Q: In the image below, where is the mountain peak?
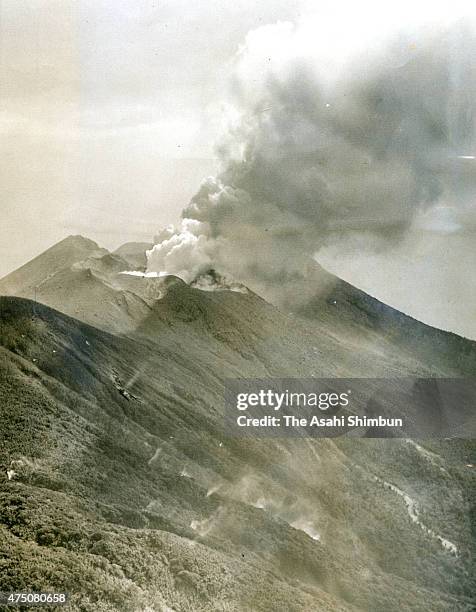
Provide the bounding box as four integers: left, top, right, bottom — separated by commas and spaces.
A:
0, 234, 106, 298
59, 234, 101, 250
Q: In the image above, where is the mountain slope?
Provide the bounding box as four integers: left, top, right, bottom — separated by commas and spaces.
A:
0, 293, 474, 611
0, 237, 155, 335
0, 235, 105, 296
298, 268, 476, 376
135, 276, 476, 379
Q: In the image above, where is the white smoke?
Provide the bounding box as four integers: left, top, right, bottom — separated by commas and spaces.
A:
147, 218, 216, 283
147, 8, 476, 305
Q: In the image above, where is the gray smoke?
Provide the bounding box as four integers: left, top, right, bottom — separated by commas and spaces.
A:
147, 16, 476, 306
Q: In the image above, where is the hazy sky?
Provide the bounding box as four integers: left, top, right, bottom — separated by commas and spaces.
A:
0, 0, 298, 274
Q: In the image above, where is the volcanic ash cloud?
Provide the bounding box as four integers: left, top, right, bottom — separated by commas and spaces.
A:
147, 15, 476, 306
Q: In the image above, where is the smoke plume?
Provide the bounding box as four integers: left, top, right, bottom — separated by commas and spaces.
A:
147, 13, 476, 306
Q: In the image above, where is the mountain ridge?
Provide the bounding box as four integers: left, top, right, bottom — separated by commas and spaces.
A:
1, 234, 474, 347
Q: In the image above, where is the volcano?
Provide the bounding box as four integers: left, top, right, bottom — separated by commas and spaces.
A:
0, 237, 474, 611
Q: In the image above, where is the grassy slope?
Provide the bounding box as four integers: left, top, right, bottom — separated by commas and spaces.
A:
0, 291, 475, 611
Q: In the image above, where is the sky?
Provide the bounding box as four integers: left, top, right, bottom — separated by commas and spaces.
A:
0, 0, 475, 338
0, 0, 297, 274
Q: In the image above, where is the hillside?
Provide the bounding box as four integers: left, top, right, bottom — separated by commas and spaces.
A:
0, 286, 475, 611
0, 236, 105, 296
0, 237, 155, 335
298, 268, 476, 377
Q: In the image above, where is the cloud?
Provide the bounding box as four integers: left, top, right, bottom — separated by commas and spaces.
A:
147, 13, 476, 307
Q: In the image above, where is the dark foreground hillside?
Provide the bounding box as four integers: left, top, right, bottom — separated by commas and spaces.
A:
0, 288, 475, 611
